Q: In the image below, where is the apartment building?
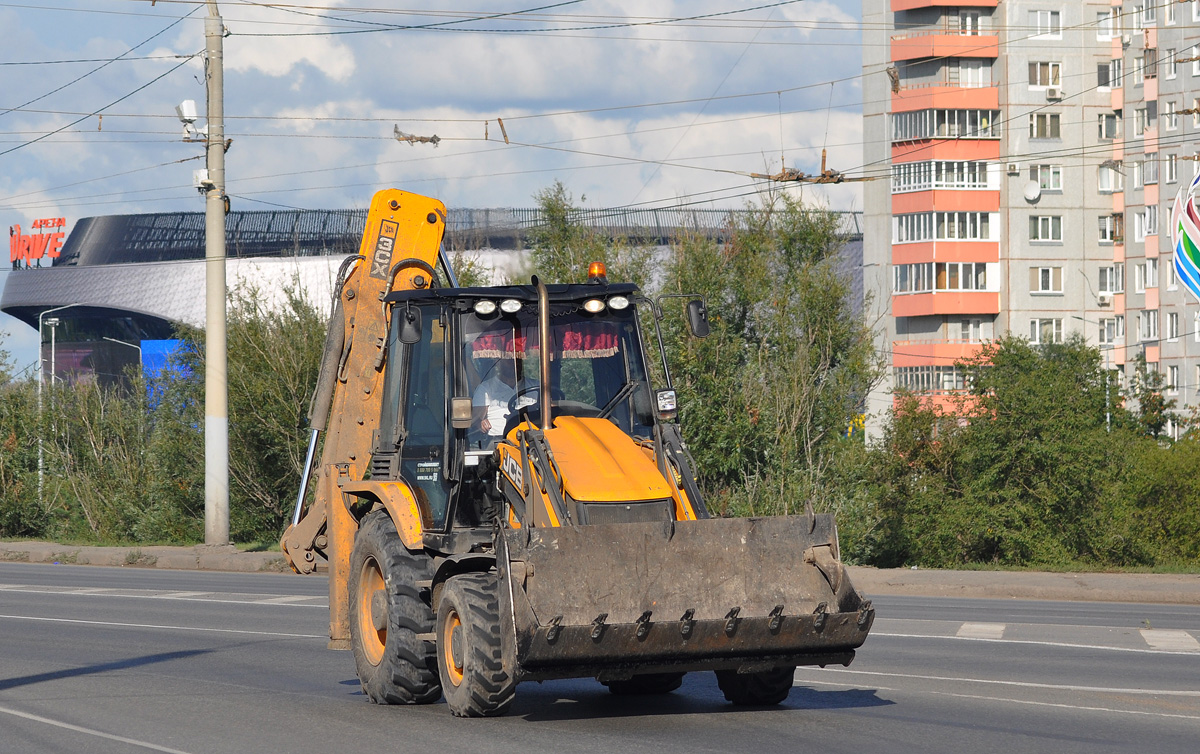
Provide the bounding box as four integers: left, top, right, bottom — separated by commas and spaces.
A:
862, 0, 1200, 434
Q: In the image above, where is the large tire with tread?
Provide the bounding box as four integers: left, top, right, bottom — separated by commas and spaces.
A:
602, 672, 685, 695
715, 666, 795, 706
436, 572, 516, 717
348, 510, 441, 705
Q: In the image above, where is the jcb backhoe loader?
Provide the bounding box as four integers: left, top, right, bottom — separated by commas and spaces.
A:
282, 188, 873, 717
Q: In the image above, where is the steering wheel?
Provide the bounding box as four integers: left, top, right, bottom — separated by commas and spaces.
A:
508, 385, 542, 414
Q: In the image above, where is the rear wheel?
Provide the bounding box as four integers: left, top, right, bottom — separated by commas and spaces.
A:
436, 572, 516, 717
602, 672, 685, 695
715, 666, 795, 706
348, 511, 441, 705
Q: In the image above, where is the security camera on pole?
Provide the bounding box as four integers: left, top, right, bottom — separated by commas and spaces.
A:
203, 1, 229, 546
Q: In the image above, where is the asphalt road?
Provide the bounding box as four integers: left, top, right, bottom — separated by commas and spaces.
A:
1, 563, 1198, 754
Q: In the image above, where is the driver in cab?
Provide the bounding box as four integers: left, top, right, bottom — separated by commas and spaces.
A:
471, 357, 536, 445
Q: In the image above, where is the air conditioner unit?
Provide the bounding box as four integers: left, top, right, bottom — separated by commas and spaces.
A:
1006, 163, 1021, 176
1098, 292, 1113, 306
1045, 87, 1063, 101
1121, 34, 1131, 46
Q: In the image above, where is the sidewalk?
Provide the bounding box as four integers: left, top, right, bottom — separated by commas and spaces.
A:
2, 540, 1197, 604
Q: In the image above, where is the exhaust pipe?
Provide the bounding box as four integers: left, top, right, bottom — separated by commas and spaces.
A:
535, 276, 552, 429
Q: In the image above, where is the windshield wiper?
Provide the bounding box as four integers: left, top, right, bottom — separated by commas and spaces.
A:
598, 380, 637, 419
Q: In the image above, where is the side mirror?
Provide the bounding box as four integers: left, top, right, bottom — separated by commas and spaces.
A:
450, 397, 473, 429
656, 389, 678, 422
687, 299, 710, 338
398, 305, 423, 344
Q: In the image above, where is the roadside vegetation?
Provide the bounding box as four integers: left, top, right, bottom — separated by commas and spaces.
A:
1, 184, 1197, 571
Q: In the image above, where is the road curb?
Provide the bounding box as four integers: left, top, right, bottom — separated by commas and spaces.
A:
0, 541, 289, 573
848, 566, 1200, 605
2, 542, 1197, 604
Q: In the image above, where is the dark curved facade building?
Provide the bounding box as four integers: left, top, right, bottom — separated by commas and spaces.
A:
3, 207, 862, 386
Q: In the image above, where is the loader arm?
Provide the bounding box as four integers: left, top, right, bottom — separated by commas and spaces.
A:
281, 189, 447, 648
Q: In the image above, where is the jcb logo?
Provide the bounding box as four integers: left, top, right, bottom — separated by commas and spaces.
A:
369, 220, 399, 280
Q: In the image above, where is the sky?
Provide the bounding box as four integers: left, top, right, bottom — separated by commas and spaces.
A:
1, 0, 866, 375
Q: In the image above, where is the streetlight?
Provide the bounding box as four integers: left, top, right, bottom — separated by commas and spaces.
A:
37, 303, 82, 505
102, 336, 143, 368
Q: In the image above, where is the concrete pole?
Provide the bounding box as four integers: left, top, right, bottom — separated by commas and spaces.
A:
204, 1, 229, 545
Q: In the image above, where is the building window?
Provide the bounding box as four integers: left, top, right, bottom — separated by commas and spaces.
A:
1139, 310, 1159, 342
1136, 49, 1157, 80
1104, 215, 1125, 244
1097, 10, 1116, 40
891, 160, 989, 193
1030, 319, 1063, 345
1168, 366, 1179, 394
1142, 3, 1157, 24
1167, 256, 1178, 289
1030, 216, 1063, 242
894, 365, 967, 393
1098, 112, 1120, 140
959, 9, 982, 35
1098, 165, 1123, 193
893, 212, 995, 243
1134, 105, 1157, 135
1029, 62, 1062, 88
1099, 264, 1124, 293
892, 109, 1001, 142
1134, 206, 1159, 241
1029, 10, 1061, 39
1030, 113, 1061, 139
1030, 266, 1063, 293
960, 319, 983, 342
1030, 164, 1062, 191
1167, 1, 1176, 24
1168, 312, 1180, 340
1135, 258, 1159, 291
1167, 154, 1178, 184
1166, 49, 1177, 79
1142, 156, 1159, 185
893, 262, 989, 293
1099, 317, 1124, 345
1195, 99, 1200, 128
1193, 46, 1200, 77
1164, 102, 1178, 131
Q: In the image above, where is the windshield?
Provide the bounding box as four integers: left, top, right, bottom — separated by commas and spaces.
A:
460, 304, 655, 447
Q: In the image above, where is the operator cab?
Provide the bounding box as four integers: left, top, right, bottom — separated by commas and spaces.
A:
376, 277, 669, 541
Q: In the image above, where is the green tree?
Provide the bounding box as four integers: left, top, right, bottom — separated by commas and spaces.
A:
1128, 354, 1176, 439
659, 193, 883, 521
521, 180, 654, 288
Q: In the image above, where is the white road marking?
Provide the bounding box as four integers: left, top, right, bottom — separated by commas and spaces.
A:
0, 613, 325, 639
795, 667, 1200, 696
0, 584, 324, 607
66, 587, 112, 594
957, 622, 1005, 639
257, 595, 319, 604
925, 690, 1200, 721
873, 631, 1200, 656
1140, 629, 1200, 652
0, 703, 196, 754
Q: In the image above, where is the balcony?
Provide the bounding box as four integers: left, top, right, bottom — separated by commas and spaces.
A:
891, 0, 997, 10
892, 339, 985, 367
892, 83, 998, 113
892, 291, 1000, 317
891, 31, 999, 62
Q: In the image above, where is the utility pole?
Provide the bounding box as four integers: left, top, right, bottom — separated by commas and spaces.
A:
204, 0, 229, 545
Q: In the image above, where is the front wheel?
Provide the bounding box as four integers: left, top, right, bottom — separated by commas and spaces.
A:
436, 572, 516, 717
714, 666, 795, 706
348, 511, 441, 705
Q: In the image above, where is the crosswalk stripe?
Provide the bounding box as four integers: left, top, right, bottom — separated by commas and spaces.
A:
957, 622, 1006, 639
1140, 629, 1200, 652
